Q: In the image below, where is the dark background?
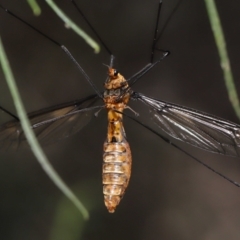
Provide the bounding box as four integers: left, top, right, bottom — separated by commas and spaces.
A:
1, 0, 240, 239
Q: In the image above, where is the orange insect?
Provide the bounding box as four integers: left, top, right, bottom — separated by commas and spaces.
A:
103, 68, 132, 212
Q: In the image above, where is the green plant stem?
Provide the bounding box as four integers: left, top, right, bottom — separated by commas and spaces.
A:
27, 0, 41, 16
204, 0, 240, 119
0, 36, 89, 220
45, 0, 100, 53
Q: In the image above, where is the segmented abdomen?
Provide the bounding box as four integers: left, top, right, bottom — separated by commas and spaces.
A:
103, 139, 132, 213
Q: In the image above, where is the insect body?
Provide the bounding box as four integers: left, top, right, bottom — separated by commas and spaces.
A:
103, 68, 132, 212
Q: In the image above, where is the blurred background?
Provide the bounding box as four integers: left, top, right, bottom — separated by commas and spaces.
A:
0, 0, 240, 239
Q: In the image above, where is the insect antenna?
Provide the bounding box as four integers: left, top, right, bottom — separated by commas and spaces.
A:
118, 109, 240, 188
0, 3, 102, 99
109, 55, 115, 68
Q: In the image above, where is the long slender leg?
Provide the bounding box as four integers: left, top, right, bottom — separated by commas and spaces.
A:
0, 4, 102, 98
151, 0, 163, 63
71, 0, 113, 56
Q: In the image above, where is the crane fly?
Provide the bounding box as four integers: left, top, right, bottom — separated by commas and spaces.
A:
1, 1, 240, 213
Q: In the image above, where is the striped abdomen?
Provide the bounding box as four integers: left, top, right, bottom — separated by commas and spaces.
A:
103, 123, 132, 213
103, 67, 132, 212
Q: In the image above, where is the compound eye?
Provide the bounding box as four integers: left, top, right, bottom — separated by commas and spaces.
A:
113, 69, 118, 76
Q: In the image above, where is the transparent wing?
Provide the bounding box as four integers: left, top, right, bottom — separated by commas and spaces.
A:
0, 94, 101, 149
137, 93, 240, 157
